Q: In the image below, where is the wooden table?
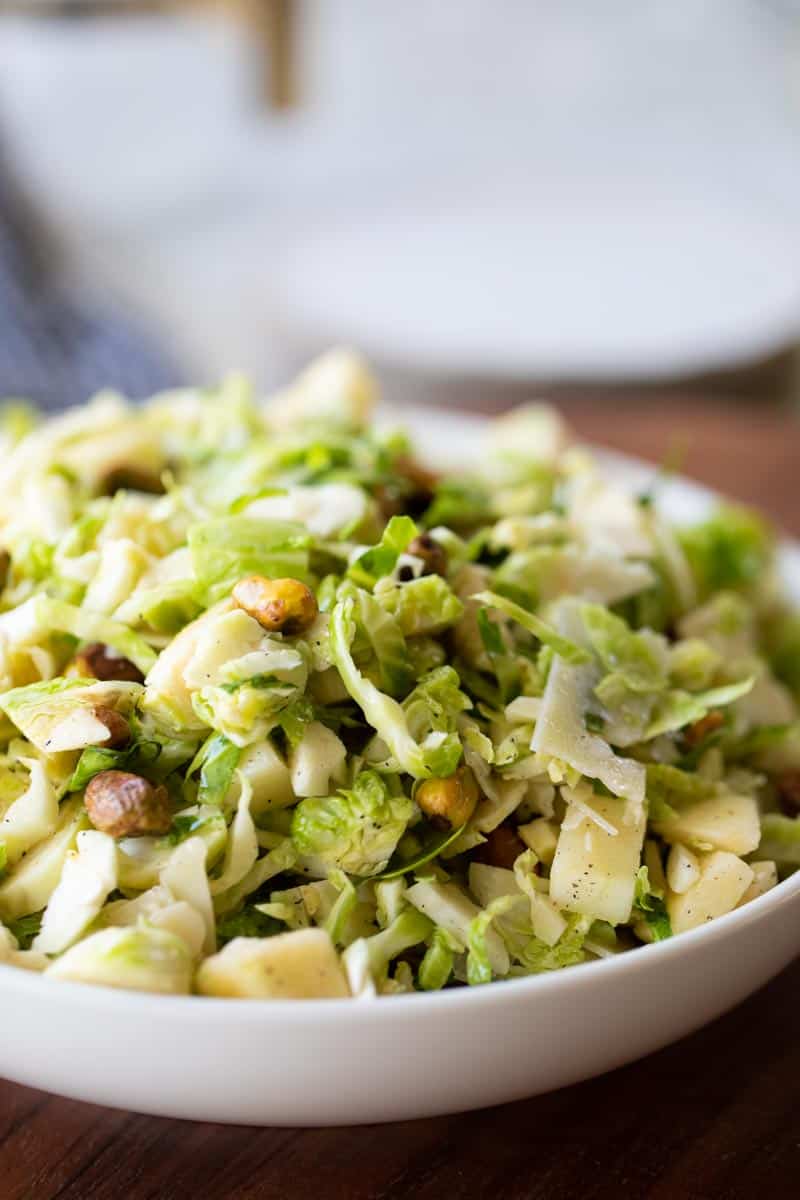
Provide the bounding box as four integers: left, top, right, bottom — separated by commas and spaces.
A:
2, 399, 799, 1200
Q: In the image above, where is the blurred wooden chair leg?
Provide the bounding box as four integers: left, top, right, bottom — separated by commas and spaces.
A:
237, 0, 297, 108
0, 2, 298, 110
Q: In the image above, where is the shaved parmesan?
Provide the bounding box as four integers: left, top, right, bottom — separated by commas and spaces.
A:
531, 650, 645, 812
550, 794, 646, 925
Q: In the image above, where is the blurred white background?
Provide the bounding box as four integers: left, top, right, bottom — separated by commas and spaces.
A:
2, 0, 800, 391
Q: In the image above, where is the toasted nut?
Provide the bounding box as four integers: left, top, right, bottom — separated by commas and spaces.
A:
481, 824, 526, 870
416, 766, 479, 829
71, 643, 145, 684
374, 457, 440, 521
232, 575, 318, 635
407, 533, 448, 577
395, 455, 440, 495
99, 465, 164, 496
93, 706, 131, 749
776, 770, 800, 813
85, 770, 172, 838
683, 710, 725, 748
373, 483, 405, 520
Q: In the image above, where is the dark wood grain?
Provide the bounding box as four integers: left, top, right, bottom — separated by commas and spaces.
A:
564, 399, 800, 536
2, 400, 799, 1200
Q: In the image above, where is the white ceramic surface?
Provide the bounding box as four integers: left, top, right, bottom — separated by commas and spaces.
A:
0, 408, 798, 1125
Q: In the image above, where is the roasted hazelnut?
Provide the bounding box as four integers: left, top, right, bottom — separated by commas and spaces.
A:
71, 642, 145, 684
85, 770, 172, 838
232, 575, 318, 635
373, 483, 405, 520
374, 457, 440, 521
415, 766, 479, 829
395, 455, 440, 495
99, 465, 165, 496
93, 705, 131, 749
407, 533, 448, 577
481, 824, 526, 870
683, 710, 725, 748
776, 770, 800, 813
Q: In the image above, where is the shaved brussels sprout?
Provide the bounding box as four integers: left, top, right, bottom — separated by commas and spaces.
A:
46, 925, 193, 994
0, 758, 58, 866
292, 771, 414, 878
0, 677, 142, 755
34, 830, 117, 954
376, 575, 464, 637
0, 798, 88, 923
189, 516, 310, 605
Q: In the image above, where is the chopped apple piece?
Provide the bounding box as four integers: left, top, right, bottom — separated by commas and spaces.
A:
738, 860, 778, 906
666, 843, 701, 895
667, 850, 753, 934
653, 791, 760, 856
195, 928, 350, 999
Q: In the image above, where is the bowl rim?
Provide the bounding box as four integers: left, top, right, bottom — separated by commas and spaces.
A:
1, 864, 798, 1022
1, 429, 798, 1025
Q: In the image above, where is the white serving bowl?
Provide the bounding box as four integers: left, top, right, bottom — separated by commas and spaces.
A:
1, 409, 798, 1124
2, 870, 798, 1124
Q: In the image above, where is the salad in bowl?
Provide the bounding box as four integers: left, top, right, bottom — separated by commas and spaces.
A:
0, 350, 798, 1002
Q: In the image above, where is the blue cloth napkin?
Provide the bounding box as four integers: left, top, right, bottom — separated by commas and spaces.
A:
0, 162, 181, 411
